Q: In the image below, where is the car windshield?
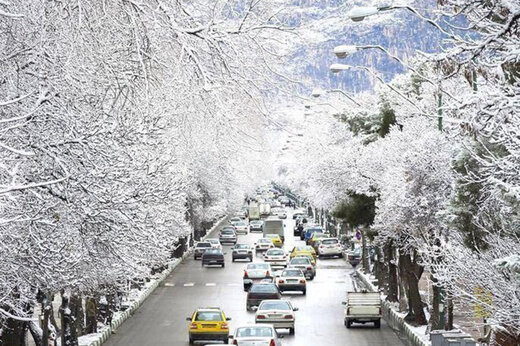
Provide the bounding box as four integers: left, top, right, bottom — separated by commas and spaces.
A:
258, 239, 271, 243
235, 244, 250, 249
251, 221, 262, 226
195, 311, 223, 321
267, 249, 284, 256
322, 239, 338, 245
247, 263, 269, 270
236, 222, 247, 226
250, 284, 278, 293
294, 246, 312, 251
259, 301, 291, 311
354, 247, 362, 255
236, 327, 273, 338
197, 243, 211, 248
221, 230, 234, 234
282, 269, 302, 277
223, 226, 235, 231
204, 249, 221, 254
291, 258, 310, 264
207, 239, 219, 244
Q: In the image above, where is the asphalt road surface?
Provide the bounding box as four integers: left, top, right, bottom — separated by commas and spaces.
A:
104, 208, 405, 346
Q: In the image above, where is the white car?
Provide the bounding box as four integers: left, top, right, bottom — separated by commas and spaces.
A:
255, 238, 275, 252
317, 237, 343, 258
243, 262, 273, 291
275, 268, 306, 295
230, 216, 242, 225
234, 221, 249, 235
206, 238, 222, 250
229, 324, 283, 346
255, 300, 298, 334
263, 248, 288, 268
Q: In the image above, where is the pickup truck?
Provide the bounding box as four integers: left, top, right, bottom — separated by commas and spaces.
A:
342, 291, 382, 328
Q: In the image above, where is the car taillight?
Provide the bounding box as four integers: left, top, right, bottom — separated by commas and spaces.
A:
284, 314, 293, 319
278, 279, 285, 283
299, 279, 306, 284
257, 315, 266, 319
221, 322, 228, 329
347, 308, 351, 315
379, 307, 382, 315
319, 245, 324, 248
189, 323, 197, 329
270, 340, 276, 346
266, 271, 270, 277
233, 339, 238, 345
306, 266, 312, 270
243, 271, 248, 279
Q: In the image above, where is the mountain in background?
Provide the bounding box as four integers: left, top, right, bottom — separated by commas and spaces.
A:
281, 0, 444, 92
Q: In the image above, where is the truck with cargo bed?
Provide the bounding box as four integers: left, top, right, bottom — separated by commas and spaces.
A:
342, 291, 382, 328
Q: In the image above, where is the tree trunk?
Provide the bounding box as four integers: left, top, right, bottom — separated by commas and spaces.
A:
69, 294, 84, 337
430, 274, 444, 330
28, 320, 43, 346
0, 313, 27, 346
60, 291, 79, 346
398, 250, 408, 312
42, 298, 51, 346
399, 250, 427, 325
361, 228, 369, 273
385, 241, 398, 302
445, 292, 454, 330
375, 246, 385, 289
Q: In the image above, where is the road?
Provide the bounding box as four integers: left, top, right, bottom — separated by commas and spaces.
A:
104, 208, 405, 346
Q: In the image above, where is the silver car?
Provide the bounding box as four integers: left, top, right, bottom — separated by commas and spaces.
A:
234, 221, 249, 235
287, 257, 315, 280
255, 300, 298, 334
219, 228, 237, 245
229, 324, 283, 346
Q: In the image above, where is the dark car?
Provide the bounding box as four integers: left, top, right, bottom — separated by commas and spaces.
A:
219, 228, 237, 245
194, 242, 212, 260
202, 248, 225, 267
347, 247, 362, 267
246, 283, 281, 311
293, 223, 304, 237
232, 244, 253, 262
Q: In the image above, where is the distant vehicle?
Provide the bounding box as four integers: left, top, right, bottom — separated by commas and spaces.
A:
290, 245, 317, 262
246, 283, 281, 311
278, 196, 290, 206
255, 300, 298, 334
342, 291, 382, 328
303, 226, 324, 243
219, 228, 237, 245
243, 262, 273, 291
263, 248, 288, 268
259, 203, 271, 217
292, 210, 306, 220
232, 244, 253, 262
230, 216, 242, 225
229, 325, 282, 346
276, 268, 306, 295
347, 247, 362, 267
287, 257, 315, 280
201, 248, 225, 267
187, 307, 230, 344
263, 218, 285, 242
309, 232, 329, 249
255, 238, 275, 252
249, 205, 260, 220
206, 238, 222, 250
318, 238, 343, 258
194, 242, 212, 260
249, 220, 264, 232
234, 221, 249, 235
264, 234, 283, 248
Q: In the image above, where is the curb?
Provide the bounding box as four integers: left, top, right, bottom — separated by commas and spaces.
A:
82, 216, 228, 346
356, 269, 430, 346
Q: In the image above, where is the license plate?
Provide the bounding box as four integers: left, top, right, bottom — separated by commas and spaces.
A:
287, 279, 298, 283
269, 314, 282, 318
202, 324, 216, 328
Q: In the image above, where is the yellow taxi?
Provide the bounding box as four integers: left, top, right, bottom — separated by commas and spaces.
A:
187, 307, 230, 344
290, 245, 317, 262
309, 232, 329, 249
265, 234, 283, 247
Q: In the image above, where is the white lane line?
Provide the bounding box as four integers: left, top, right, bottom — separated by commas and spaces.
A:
205, 283, 216, 286
164, 283, 175, 287
184, 283, 195, 287
227, 283, 240, 286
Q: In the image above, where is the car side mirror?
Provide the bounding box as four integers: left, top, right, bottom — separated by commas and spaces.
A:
228, 335, 234, 339
186, 317, 191, 321
226, 317, 232, 321
341, 301, 346, 305
293, 307, 299, 311
252, 306, 258, 311
279, 334, 284, 339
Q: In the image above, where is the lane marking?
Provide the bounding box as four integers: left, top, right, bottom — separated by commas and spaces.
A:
205, 283, 216, 286
184, 283, 195, 287
164, 283, 175, 287
226, 283, 240, 286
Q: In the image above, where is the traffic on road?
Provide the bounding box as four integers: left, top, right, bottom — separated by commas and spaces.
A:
104, 186, 404, 346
